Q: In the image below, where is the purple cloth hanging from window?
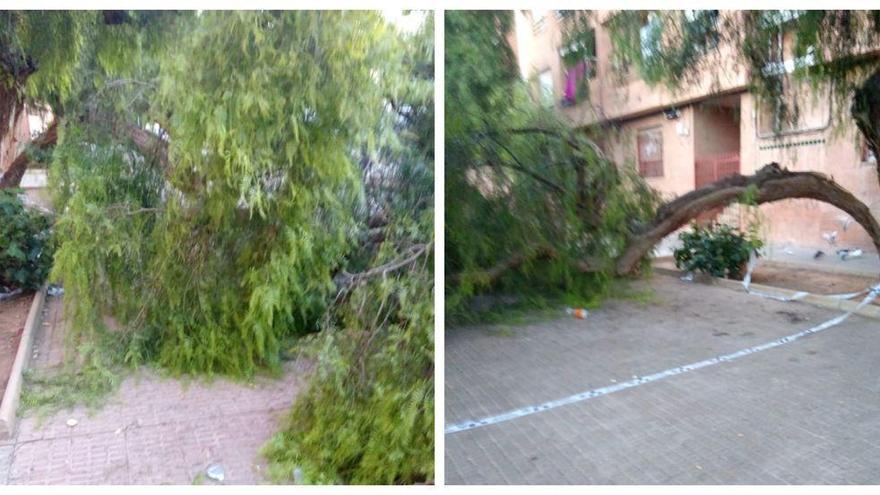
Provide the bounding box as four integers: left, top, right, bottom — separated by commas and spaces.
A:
564, 61, 587, 104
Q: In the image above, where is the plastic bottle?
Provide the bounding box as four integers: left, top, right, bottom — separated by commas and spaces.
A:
566, 308, 589, 319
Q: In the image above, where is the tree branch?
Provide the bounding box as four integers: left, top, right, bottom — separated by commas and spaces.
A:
0, 121, 58, 189
616, 162, 880, 275
335, 242, 432, 290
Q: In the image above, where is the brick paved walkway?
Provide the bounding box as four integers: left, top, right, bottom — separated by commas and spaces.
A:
446, 274, 880, 484
1, 296, 310, 484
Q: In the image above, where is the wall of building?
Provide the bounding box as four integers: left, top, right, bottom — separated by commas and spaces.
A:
512, 10, 880, 257
512, 11, 749, 128
606, 110, 696, 200
741, 92, 880, 254
693, 103, 740, 158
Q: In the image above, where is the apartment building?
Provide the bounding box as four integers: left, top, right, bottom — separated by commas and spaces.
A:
511, 10, 880, 256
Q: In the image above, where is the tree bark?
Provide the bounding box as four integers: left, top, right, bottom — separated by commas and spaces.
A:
0, 121, 57, 188
615, 162, 880, 275
449, 161, 880, 285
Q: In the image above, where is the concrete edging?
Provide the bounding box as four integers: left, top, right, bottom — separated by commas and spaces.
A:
0, 285, 47, 439
654, 267, 880, 320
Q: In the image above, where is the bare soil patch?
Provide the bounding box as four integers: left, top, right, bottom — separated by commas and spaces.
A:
655, 258, 879, 305
0, 293, 34, 397
750, 261, 879, 305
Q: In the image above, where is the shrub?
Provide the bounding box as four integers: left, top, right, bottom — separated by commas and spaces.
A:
674, 223, 762, 280
0, 189, 54, 292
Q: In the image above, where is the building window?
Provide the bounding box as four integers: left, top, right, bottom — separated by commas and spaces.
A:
637, 127, 663, 177
755, 79, 830, 136
559, 28, 597, 78
559, 27, 597, 106
862, 138, 877, 166
640, 13, 661, 62
537, 70, 554, 107
531, 10, 548, 33
684, 10, 720, 52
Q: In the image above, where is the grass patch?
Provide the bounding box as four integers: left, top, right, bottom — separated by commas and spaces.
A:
448, 274, 658, 328
609, 278, 657, 306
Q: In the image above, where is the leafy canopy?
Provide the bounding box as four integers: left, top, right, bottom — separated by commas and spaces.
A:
4, 10, 434, 484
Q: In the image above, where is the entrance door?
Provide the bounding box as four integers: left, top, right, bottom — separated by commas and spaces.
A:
694, 152, 740, 223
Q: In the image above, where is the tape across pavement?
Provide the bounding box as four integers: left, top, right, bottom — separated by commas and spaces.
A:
445, 274, 880, 435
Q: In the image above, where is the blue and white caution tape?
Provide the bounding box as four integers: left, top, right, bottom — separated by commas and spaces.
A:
445, 280, 880, 435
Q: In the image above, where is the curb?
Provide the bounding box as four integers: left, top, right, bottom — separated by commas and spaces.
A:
654, 267, 880, 321
766, 256, 879, 279
0, 285, 47, 439
654, 255, 879, 279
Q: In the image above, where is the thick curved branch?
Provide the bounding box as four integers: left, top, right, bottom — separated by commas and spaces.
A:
0, 121, 57, 189
1, 114, 169, 189
124, 123, 169, 169
616, 162, 880, 275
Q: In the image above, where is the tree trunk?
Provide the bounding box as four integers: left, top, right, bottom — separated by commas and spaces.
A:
0, 83, 27, 187
0, 121, 57, 189
615, 162, 880, 275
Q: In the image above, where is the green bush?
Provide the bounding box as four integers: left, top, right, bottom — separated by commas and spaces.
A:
674, 223, 762, 280
0, 189, 54, 292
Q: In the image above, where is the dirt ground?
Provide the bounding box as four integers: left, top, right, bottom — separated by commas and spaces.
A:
656, 258, 879, 305
0, 294, 33, 397
750, 262, 878, 297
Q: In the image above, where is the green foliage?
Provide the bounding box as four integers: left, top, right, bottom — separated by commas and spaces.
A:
47, 11, 409, 377
263, 13, 434, 484
445, 11, 660, 322
263, 249, 433, 484
10, 11, 433, 484
674, 223, 763, 280
20, 355, 122, 417
1, 11, 189, 112
0, 189, 54, 291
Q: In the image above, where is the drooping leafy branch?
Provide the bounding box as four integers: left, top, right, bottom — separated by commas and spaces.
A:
445, 11, 660, 320
3, 10, 433, 484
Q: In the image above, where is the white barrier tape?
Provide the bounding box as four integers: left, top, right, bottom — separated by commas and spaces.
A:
445, 282, 880, 435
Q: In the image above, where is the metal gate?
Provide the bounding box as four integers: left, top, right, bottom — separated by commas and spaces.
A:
694, 152, 740, 223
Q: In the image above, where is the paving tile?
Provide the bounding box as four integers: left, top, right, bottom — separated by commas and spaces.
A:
446, 275, 880, 484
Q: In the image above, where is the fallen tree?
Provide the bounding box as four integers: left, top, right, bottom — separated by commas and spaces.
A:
616, 163, 880, 275
446, 11, 880, 319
